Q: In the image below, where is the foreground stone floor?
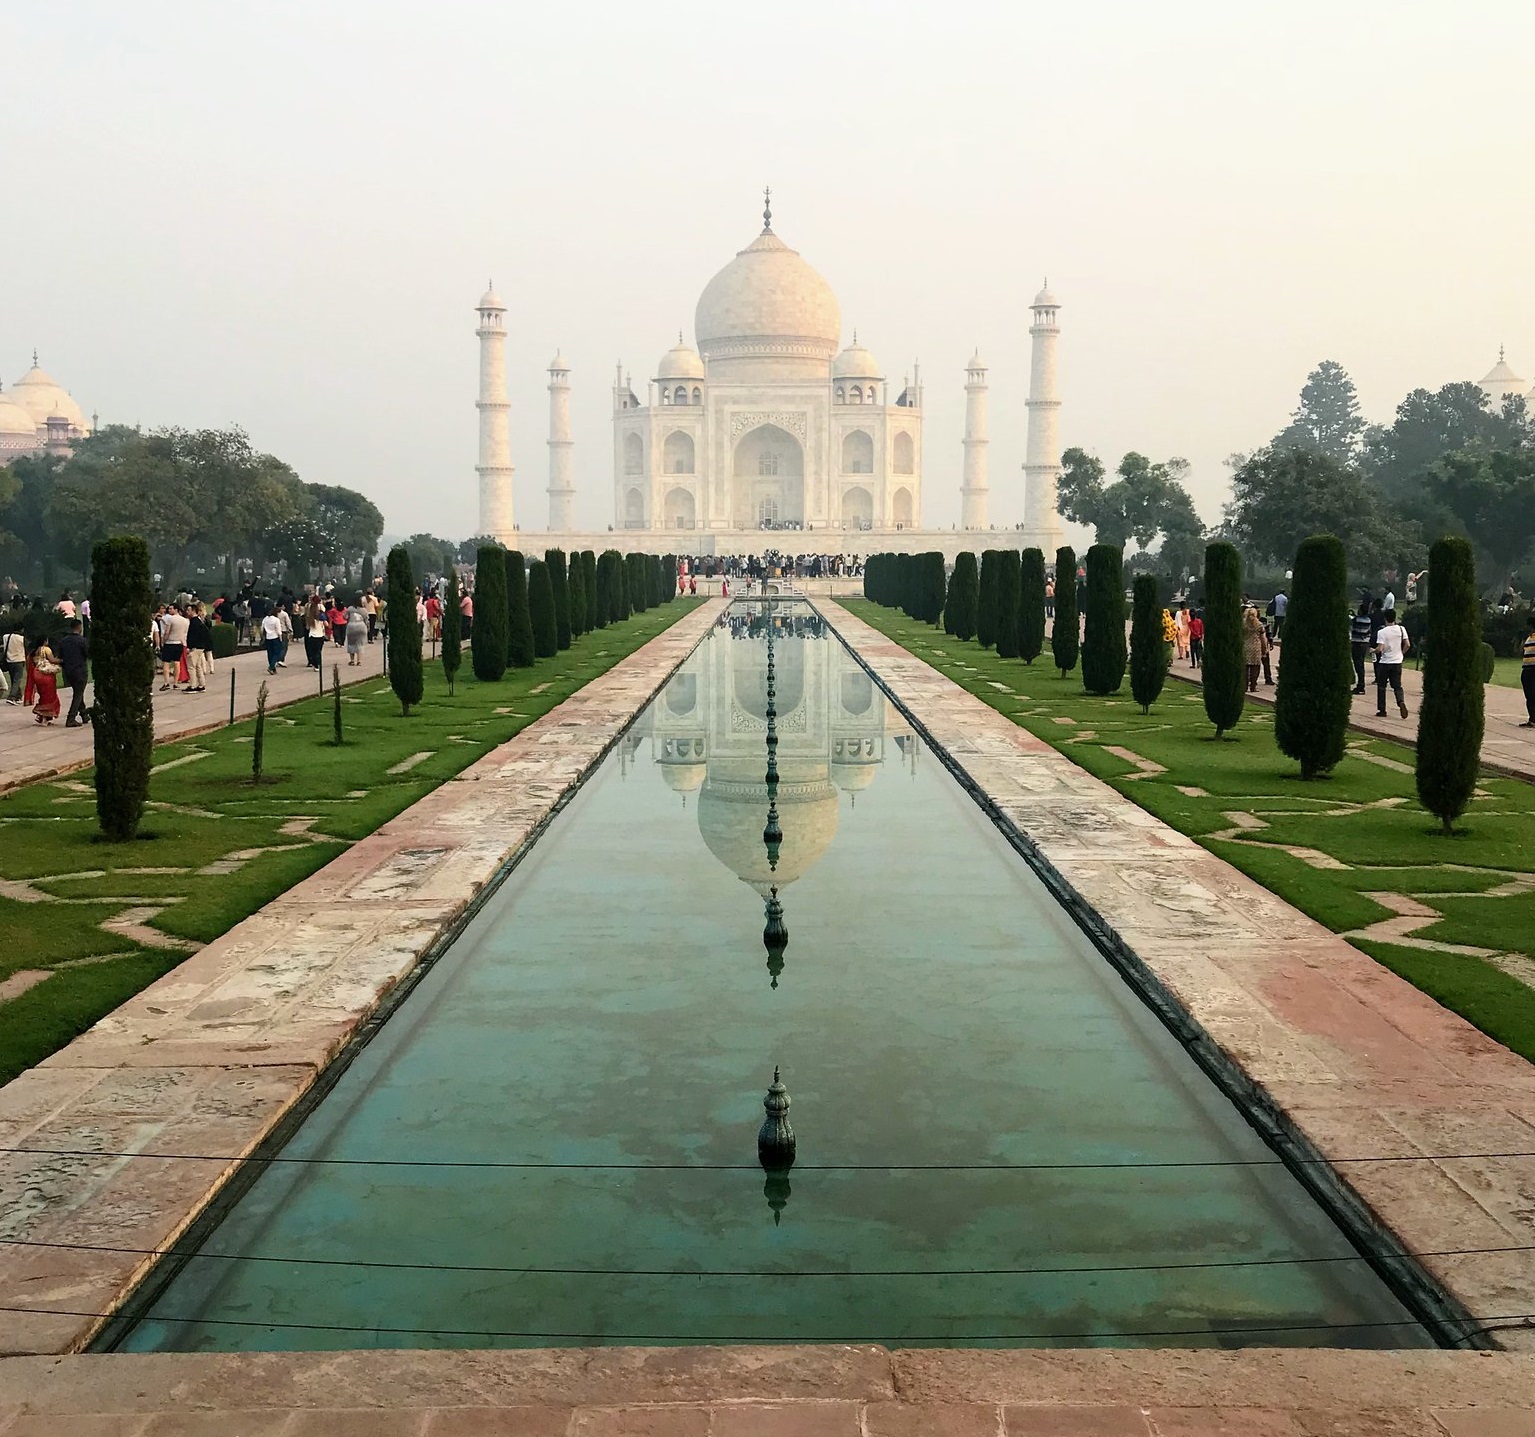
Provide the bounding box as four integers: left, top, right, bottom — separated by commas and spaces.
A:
0, 1346, 1532, 1433
817, 600, 1535, 1353
0, 601, 725, 1357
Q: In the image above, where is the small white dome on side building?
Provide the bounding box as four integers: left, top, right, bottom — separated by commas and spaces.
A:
832, 340, 882, 380
656, 338, 706, 381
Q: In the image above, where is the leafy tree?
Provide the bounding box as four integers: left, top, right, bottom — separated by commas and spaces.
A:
1274, 535, 1352, 777
386, 544, 424, 715
1427, 449, 1535, 594
1019, 548, 1046, 663
994, 550, 1022, 659
505, 550, 535, 667
441, 568, 462, 695
976, 550, 1000, 648
545, 549, 572, 648
1051, 545, 1079, 676
1273, 360, 1365, 462
1363, 382, 1528, 501
471, 545, 508, 681
1057, 449, 1200, 559
1081, 544, 1126, 694
1225, 447, 1411, 573
401, 534, 458, 587
947, 552, 979, 640
568, 547, 588, 635
89, 536, 155, 840
1202, 541, 1245, 738
1128, 574, 1168, 714
1416, 536, 1484, 834
528, 559, 558, 658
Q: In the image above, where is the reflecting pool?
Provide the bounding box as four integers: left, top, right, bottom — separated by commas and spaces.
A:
119, 602, 1431, 1351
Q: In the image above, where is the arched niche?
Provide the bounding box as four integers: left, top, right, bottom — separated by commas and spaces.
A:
893, 431, 915, 475
664, 430, 695, 474
841, 430, 873, 474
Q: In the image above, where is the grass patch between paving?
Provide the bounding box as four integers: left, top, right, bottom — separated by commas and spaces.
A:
0, 601, 704, 1086
843, 597, 1535, 1066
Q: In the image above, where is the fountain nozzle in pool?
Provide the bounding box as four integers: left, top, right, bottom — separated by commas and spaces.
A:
763, 886, 788, 987
758, 1065, 796, 1223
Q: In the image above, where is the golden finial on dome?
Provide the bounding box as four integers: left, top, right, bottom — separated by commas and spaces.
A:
762, 185, 772, 232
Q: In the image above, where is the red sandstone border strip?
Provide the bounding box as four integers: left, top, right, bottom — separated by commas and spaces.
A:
816, 599, 1535, 1354
0, 600, 725, 1357
0, 1344, 1532, 1430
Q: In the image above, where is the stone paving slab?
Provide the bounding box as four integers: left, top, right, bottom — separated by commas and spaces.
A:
0, 601, 725, 1357
0, 1348, 1533, 1433
817, 600, 1535, 1353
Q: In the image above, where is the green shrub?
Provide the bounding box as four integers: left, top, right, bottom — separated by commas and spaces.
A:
581, 551, 598, 628
1274, 534, 1351, 779
89, 536, 155, 841
471, 544, 508, 682
947, 552, 979, 640
1483, 606, 1532, 658
994, 550, 1022, 659
567, 548, 588, 636
210, 622, 237, 660
1129, 573, 1168, 714
441, 569, 462, 694
505, 550, 535, 668
1417, 536, 1485, 834
545, 549, 572, 649
1051, 546, 1078, 676
925, 551, 947, 625
1203, 541, 1245, 738
252, 680, 268, 781
1081, 543, 1126, 695
1019, 548, 1046, 664
1480, 641, 1496, 684
528, 559, 558, 658
626, 552, 648, 614
386, 544, 424, 715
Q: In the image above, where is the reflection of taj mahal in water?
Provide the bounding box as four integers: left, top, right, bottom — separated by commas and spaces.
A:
639, 611, 916, 898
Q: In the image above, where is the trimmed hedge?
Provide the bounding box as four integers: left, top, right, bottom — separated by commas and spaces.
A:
994, 550, 1022, 659
528, 559, 558, 658
386, 544, 424, 714
1051, 546, 1078, 676
505, 550, 536, 669
89, 536, 156, 841
1081, 543, 1126, 695
545, 548, 572, 650
1019, 548, 1046, 664
471, 544, 508, 682
1274, 534, 1351, 779
1128, 573, 1167, 714
1202, 541, 1245, 738
947, 552, 979, 640
977, 550, 1000, 649
1417, 535, 1485, 834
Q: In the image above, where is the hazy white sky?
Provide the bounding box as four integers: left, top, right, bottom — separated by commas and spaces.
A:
5, 1, 1533, 539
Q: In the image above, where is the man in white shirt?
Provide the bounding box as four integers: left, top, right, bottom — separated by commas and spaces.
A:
158, 605, 191, 692
1374, 608, 1411, 719
3, 628, 26, 703
260, 611, 285, 674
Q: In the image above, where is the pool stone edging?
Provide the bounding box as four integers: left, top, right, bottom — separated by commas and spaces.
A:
0, 599, 727, 1358
816, 597, 1535, 1353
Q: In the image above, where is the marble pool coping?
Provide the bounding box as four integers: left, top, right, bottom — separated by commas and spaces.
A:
815, 598, 1535, 1354
0, 599, 727, 1358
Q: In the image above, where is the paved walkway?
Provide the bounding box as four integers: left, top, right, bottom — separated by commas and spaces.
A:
0, 638, 392, 794
1162, 644, 1535, 780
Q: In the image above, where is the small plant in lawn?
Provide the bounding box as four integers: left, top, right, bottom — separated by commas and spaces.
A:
252, 680, 269, 782
1052, 545, 1078, 678
1128, 573, 1168, 714
1417, 535, 1485, 834
331, 665, 345, 745
1019, 548, 1046, 664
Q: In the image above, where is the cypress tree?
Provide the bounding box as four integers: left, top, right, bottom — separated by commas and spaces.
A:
1019, 548, 1046, 664
568, 548, 588, 636
925, 552, 947, 625
1081, 544, 1126, 695
1417, 535, 1484, 833
977, 550, 1000, 648
592, 551, 612, 627
651, 554, 665, 607
582, 551, 601, 628
947, 552, 979, 640
89, 535, 155, 841
995, 550, 1022, 659
626, 552, 648, 613
1274, 534, 1351, 778
441, 569, 462, 694
505, 550, 536, 667
610, 549, 631, 621
1051, 545, 1079, 677
1202, 541, 1246, 739
471, 544, 507, 682
386, 544, 424, 714
1129, 573, 1168, 714
545, 549, 572, 649
528, 559, 558, 658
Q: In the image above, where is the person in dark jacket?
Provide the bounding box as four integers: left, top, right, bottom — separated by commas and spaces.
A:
57, 619, 90, 727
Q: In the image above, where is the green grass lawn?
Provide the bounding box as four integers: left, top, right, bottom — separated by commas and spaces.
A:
843, 598, 1535, 1066
0, 600, 703, 1085
1491, 656, 1527, 689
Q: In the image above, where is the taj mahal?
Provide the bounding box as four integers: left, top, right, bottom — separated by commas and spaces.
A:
473, 195, 1066, 558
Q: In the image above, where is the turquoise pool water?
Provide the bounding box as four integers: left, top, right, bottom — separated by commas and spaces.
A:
119, 605, 1431, 1351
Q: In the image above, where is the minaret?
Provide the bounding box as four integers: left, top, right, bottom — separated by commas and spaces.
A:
1023, 283, 1063, 545
475, 284, 516, 541
547, 352, 574, 531
960, 350, 989, 530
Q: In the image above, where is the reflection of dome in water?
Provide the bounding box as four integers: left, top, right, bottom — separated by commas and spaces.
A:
697, 776, 839, 893
733, 640, 803, 720
657, 734, 706, 792
831, 761, 878, 792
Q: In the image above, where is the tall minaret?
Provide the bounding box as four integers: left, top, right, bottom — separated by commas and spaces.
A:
475, 284, 516, 541
1023, 283, 1063, 545
960, 350, 989, 530
547, 351, 574, 531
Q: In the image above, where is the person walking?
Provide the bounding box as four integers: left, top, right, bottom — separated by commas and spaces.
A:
1173, 604, 1190, 661
158, 603, 190, 692
260, 609, 284, 675
1520, 612, 1535, 728
365, 589, 380, 643
1373, 607, 1411, 718
184, 604, 211, 692
344, 594, 368, 665
28, 638, 61, 725
1242, 606, 1268, 693
1272, 587, 1288, 642
277, 600, 294, 666
58, 619, 89, 726
1188, 609, 1204, 668
4, 627, 26, 704
304, 595, 327, 669
1349, 601, 1373, 694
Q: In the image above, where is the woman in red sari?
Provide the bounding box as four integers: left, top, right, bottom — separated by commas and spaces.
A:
29, 640, 61, 725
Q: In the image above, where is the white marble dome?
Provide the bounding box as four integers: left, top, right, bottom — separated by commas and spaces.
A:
0, 390, 38, 442
9, 362, 89, 434
695, 228, 841, 365
656, 339, 705, 381
832, 341, 881, 380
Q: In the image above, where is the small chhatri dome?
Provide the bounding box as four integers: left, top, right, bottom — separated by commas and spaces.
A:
1032, 282, 1059, 308
548, 350, 570, 372
9, 359, 89, 434
968, 348, 987, 371
832, 337, 882, 380
1480, 347, 1524, 386
656, 335, 706, 381
477, 284, 505, 312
